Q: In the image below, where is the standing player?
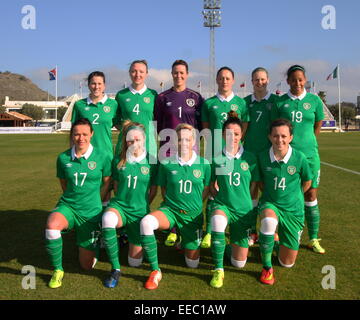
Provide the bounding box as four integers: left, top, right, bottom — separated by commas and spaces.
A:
45, 118, 112, 288
71, 71, 118, 160
257, 119, 312, 285
243, 67, 279, 246
139, 123, 211, 290
201, 66, 250, 248
209, 111, 259, 288
154, 59, 204, 246
114, 60, 158, 158
101, 121, 158, 288
271, 65, 325, 254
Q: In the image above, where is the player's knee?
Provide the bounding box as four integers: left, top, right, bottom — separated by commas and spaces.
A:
185, 256, 199, 268
278, 256, 295, 268
140, 214, 159, 235
102, 210, 119, 229
211, 214, 227, 233
260, 217, 278, 235
231, 257, 247, 268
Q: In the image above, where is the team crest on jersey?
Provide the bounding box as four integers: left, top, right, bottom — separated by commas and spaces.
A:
240, 162, 249, 171
303, 103, 311, 110
284, 104, 290, 108
143, 97, 151, 104
193, 169, 202, 178
186, 99, 195, 107
287, 166, 296, 175
103, 106, 111, 113
88, 161, 97, 170
141, 166, 150, 175
230, 104, 238, 111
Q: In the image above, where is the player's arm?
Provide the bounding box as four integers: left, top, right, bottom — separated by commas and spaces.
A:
250, 181, 257, 195
302, 180, 312, 193
113, 180, 118, 194
314, 120, 323, 136
100, 176, 112, 201
258, 181, 264, 192
209, 181, 218, 198
202, 186, 210, 201
59, 179, 67, 192
149, 185, 158, 204
241, 122, 249, 141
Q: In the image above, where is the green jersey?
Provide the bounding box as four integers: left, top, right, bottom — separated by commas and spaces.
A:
258, 146, 312, 212
211, 147, 260, 216
271, 91, 324, 157
115, 85, 158, 156
157, 153, 211, 216
56, 145, 112, 218
71, 95, 118, 156
243, 93, 279, 154
201, 93, 249, 156
111, 153, 157, 218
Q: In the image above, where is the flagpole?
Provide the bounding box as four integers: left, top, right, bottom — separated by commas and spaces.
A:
55, 65, 58, 128
337, 64, 341, 132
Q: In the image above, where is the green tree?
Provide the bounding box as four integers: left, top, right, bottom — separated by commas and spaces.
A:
57, 106, 68, 121
21, 104, 44, 123
328, 102, 356, 124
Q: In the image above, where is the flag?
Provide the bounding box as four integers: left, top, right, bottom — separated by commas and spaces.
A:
326, 66, 338, 80
48, 68, 56, 81
240, 82, 245, 88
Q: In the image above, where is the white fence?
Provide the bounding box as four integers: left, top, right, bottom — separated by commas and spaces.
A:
0, 127, 54, 134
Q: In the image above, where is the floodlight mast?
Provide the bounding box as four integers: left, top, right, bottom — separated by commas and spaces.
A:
202, 0, 221, 97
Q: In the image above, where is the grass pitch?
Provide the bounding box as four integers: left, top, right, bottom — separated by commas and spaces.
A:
0, 132, 359, 300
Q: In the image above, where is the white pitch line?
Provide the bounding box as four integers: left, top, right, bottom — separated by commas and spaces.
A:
321, 161, 360, 176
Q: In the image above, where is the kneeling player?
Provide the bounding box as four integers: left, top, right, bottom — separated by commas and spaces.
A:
257, 119, 312, 285
101, 121, 158, 288
140, 123, 211, 289
209, 111, 259, 288
45, 118, 112, 288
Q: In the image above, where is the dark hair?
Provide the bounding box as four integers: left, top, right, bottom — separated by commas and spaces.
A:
88, 71, 105, 85
70, 118, 93, 138
251, 67, 269, 79
216, 66, 235, 79
129, 60, 148, 73
222, 110, 243, 132
172, 59, 189, 73
269, 118, 293, 135
286, 65, 306, 79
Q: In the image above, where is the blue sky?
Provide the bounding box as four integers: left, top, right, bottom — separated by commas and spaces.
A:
1, 0, 359, 103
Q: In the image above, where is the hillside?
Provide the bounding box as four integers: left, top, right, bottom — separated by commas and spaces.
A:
0, 71, 54, 104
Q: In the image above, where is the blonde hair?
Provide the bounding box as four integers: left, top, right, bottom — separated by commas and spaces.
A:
175, 123, 196, 140
117, 120, 145, 169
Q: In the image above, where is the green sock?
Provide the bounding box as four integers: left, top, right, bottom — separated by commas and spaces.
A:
45, 237, 63, 271
305, 204, 320, 240
205, 200, 213, 234
141, 234, 159, 271
211, 231, 226, 269
102, 228, 120, 270
259, 232, 274, 269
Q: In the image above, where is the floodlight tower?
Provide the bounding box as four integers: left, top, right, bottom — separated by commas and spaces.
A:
202, 0, 221, 96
